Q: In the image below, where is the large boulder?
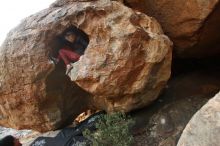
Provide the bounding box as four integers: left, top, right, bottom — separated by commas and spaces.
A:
125, 0, 220, 58
68, 1, 172, 112
177, 91, 220, 146
0, 0, 172, 132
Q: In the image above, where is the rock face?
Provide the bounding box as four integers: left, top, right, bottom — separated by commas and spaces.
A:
177, 92, 220, 146
125, 0, 220, 58
0, 0, 172, 131
68, 1, 172, 112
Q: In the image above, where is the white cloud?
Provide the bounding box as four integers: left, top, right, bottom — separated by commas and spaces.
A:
0, 0, 55, 45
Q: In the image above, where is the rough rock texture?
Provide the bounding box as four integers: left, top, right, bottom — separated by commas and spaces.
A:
125, 0, 220, 58
51, 0, 94, 7
0, 0, 172, 131
68, 1, 172, 112
132, 70, 220, 146
51, 0, 123, 7
177, 91, 220, 146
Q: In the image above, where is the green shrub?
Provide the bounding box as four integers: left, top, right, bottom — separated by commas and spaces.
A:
83, 112, 135, 146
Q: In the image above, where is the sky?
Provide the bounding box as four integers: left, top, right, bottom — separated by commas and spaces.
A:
0, 0, 55, 45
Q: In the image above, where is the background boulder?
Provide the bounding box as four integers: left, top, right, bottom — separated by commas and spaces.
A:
125, 0, 220, 58
177, 91, 220, 146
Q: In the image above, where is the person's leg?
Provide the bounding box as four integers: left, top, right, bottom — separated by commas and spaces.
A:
58, 48, 71, 66
59, 48, 80, 64
59, 48, 81, 75
68, 51, 80, 62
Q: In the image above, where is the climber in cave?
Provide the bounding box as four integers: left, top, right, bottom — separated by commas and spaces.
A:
49, 27, 89, 75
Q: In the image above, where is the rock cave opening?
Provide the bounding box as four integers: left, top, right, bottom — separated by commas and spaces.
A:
169, 52, 220, 102
171, 55, 220, 78
44, 26, 93, 130
49, 26, 89, 73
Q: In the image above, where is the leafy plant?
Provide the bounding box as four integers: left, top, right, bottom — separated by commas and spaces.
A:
83, 112, 135, 146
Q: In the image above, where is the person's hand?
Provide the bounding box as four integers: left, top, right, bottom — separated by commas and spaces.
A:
49, 55, 59, 64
